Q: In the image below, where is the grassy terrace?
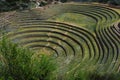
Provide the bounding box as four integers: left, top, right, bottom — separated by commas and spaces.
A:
0, 2, 120, 80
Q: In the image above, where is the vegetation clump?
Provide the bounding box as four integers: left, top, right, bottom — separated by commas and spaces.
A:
0, 38, 57, 80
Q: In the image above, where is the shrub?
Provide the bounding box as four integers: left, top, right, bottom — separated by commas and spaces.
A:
0, 37, 57, 80
0, 37, 33, 80
31, 54, 57, 80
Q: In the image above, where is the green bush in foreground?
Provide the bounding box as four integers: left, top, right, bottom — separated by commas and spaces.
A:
0, 37, 57, 80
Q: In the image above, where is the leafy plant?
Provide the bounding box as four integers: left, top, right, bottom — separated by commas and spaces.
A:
0, 37, 57, 80
31, 54, 57, 80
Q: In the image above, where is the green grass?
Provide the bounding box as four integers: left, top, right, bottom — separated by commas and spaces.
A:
48, 13, 96, 32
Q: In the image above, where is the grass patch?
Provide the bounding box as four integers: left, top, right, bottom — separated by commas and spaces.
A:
48, 13, 96, 32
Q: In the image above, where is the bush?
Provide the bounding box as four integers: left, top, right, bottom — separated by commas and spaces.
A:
0, 37, 57, 80
0, 38, 32, 80
31, 54, 57, 80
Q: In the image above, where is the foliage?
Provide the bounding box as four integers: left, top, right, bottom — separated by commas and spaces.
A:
0, 37, 32, 79
0, 0, 30, 12
0, 37, 57, 80
31, 54, 56, 80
